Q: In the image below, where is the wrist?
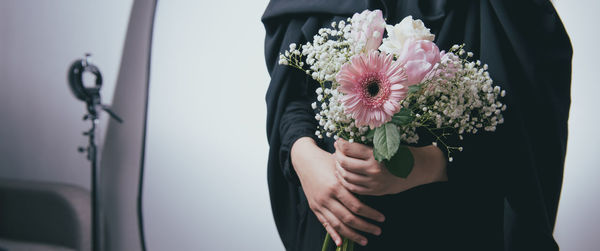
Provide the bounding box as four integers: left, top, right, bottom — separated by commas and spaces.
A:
409, 145, 448, 184
386, 145, 447, 194
291, 137, 319, 173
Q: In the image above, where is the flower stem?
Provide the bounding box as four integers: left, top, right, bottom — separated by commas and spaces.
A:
321, 233, 331, 251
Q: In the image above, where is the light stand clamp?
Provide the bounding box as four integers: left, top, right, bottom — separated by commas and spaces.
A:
68, 53, 122, 251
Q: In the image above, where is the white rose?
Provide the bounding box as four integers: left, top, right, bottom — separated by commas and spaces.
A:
379, 16, 435, 56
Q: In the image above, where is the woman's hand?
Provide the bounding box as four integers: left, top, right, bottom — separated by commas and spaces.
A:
291, 137, 385, 247
334, 139, 448, 196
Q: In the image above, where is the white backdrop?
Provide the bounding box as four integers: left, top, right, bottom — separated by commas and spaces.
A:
552, 1, 600, 250
142, 0, 282, 250
142, 1, 600, 250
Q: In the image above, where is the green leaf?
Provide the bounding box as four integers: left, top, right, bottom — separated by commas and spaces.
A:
391, 108, 413, 126
408, 84, 421, 94
382, 146, 414, 178
373, 123, 400, 161
373, 147, 386, 162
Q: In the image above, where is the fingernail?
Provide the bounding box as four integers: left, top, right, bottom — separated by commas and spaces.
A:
375, 228, 381, 236
378, 215, 385, 222
360, 239, 367, 246
335, 239, 341, 246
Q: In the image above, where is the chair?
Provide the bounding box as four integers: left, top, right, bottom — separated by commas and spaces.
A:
0, 179, 91, 251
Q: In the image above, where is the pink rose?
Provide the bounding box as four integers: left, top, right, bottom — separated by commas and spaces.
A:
350, 10, 385, 52
397, 39, 441, 85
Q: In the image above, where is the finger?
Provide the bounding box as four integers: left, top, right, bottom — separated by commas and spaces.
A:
334, 151, 370, 175
335, 169, 373, 195
335, 161, 370, 186
327, 199, 382, 236
336, 187, 385, 222
321, 207, 369, 246
315, 212, 343, 247
335, 139, 373, 160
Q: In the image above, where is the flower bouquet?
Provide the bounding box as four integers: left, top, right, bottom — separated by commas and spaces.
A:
279, 9, 506, 251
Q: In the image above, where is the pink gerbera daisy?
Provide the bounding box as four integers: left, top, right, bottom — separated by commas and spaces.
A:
336, 51, 408, 128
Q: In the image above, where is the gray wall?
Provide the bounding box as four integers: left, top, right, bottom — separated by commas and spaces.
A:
0, 0, 133, 189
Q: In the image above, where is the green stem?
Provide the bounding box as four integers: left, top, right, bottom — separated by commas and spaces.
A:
342, 238, 349, 251
348, 240, 355, 251
321, 233, 331, 251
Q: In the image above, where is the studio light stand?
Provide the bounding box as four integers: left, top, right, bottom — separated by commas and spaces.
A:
68, 53, 122, 251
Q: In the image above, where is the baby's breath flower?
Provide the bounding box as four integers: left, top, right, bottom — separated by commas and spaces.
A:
279, 13, 506, 163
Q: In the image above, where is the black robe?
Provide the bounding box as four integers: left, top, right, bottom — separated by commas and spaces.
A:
262, 1, 572, 250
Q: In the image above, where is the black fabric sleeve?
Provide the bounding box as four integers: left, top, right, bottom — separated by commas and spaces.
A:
278, 88, 318, 185
265, 15, 347, 185
264, 16, 320, 186
263, 16, 316, 249
263, 13, 347, 249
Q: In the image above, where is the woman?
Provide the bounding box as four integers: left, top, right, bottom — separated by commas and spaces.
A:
262, 1, 572, 250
